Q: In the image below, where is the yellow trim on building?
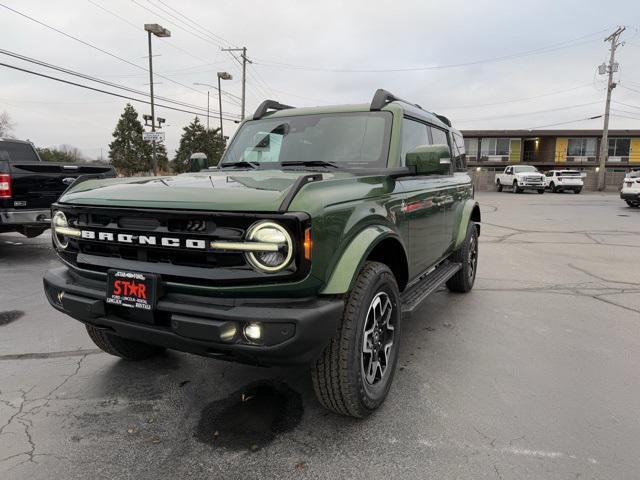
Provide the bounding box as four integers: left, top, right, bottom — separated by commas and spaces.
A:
509, 139, 521, 162
630, 139, 640, 164
555, 138, 568, 163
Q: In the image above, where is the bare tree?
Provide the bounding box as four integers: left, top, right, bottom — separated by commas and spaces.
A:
0, 111, 15, 138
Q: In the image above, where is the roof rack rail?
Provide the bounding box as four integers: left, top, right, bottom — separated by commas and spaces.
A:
253, 100, 295, 120
370, 89, 453, 127
434, 114, 452, 127
370, 89, 423, 111
371, 89, 427, 111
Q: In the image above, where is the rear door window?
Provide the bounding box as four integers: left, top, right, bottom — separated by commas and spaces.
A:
0, 141, 40, 162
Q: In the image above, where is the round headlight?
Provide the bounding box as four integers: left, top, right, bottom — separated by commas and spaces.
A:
245, 221, 293, 272
52, 211, 69, 250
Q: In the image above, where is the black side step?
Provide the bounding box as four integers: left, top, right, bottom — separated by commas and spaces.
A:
401, 261, 461, 316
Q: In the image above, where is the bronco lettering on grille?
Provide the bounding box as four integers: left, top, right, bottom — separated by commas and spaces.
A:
80, 230, 207, 249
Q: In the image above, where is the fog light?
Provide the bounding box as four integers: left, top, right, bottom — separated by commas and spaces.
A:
219, 323, 237, 342
244, 322, 262, 342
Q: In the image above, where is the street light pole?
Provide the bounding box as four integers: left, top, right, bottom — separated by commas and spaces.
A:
216, 72, 232, 144
217, 74, 223, 140
206, 90, 210, 130
144, 23, 170, 176
146, 30, 157, 176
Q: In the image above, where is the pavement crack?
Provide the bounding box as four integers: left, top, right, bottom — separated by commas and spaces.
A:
568, 263, 640, 286
0, 348, 102, 362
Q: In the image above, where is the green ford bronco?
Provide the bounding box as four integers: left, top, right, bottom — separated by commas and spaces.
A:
44, 89, 480, 418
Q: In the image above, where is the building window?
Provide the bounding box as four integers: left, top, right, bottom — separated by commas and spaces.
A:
567, 138, 596, 156
464, 138, 478, 157
481, 138, 510, 156
608, 138, 630, 157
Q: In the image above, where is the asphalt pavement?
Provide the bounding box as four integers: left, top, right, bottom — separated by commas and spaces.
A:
1, 191, 639, 479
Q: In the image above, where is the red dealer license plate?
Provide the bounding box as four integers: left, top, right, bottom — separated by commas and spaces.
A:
106, 270, 158, 311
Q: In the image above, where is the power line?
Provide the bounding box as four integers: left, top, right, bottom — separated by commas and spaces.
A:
455, 101, 602, 123
526, 115, 602, 130
154, 0, 239, 49
131, 0, 226, 49
0, 3, 222, 100
86, 0, 220, 68
435, 84, 594, 110
0, 48, 241, 116
611, 113, 640, 121
0, 61, 240, 121
613, 100, 640, 110
619, 83, 640, 95
252, 30, 608, 73
611, 108, 640, 118
139, 0, 289, 104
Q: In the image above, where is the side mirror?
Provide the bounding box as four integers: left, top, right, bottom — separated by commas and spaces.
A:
405, 144, 451, 175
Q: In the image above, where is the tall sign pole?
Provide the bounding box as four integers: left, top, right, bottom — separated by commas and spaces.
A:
597, 26, 625, 191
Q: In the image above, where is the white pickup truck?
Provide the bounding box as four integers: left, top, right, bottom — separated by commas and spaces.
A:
495, 165, 546, 194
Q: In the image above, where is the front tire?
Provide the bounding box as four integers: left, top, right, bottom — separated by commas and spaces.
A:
446, 221, 479, 293
496, 180, 503, 192
537, 189, 545, 194
574, 188, 582, 194
513, 181, 522, 193
311, 261, 401, 418
550, 182, 557, 193
86, 326, 166, 360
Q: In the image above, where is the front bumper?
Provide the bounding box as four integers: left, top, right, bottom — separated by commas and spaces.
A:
43, 266, 344, 366
518, 183, 545, 189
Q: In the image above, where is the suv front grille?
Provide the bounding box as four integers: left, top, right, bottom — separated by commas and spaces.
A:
56, 205, 310, 286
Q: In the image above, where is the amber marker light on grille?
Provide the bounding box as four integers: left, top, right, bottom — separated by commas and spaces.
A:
303, 227, 312, 260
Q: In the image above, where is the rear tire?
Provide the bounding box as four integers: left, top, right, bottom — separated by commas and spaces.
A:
86, 326, 166, 360
627, 200, 640, 208
446, 222, 479, 293
311, 261, 401, 418
496, 180, 503, 192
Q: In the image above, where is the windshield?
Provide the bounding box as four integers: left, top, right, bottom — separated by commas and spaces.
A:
221, 112, 392, 168
0, 141, 39, 162
514, 166, 538, 173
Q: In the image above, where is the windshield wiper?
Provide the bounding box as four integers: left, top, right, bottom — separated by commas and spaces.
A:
280, 160, 340, 169
220, 161, 259, 169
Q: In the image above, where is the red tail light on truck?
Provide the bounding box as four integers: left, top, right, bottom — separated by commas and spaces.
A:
0, 174, 12, 198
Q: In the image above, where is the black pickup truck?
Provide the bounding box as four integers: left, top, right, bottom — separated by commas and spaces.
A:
0, 138, 115, 238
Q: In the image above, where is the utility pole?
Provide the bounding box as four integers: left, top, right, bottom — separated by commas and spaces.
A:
221, 46, 252, 120
206, 90, 210, 129
597, 26, 625, 191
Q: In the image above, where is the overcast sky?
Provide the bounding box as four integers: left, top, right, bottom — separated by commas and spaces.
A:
0, 0, 639, 159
